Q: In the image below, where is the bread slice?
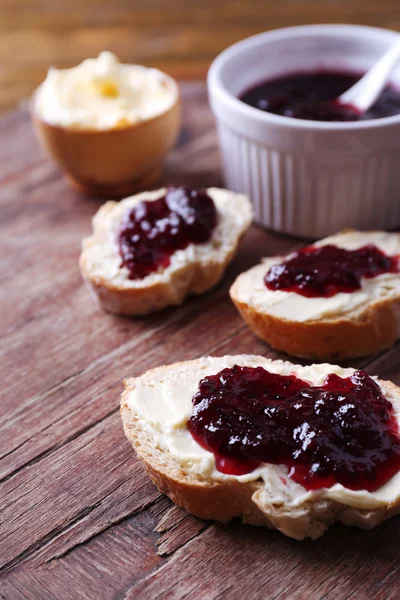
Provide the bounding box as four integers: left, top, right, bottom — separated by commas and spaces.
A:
121, 354, 400, 540
230, 230, 400, 361
80, 187, 252, 315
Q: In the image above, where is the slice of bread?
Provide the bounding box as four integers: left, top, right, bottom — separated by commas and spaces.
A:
120, 354, 400, 540
230, 230, 400, 360
80, 187, 252, 315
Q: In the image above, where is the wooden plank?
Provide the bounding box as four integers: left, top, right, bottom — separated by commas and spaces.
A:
123, 519, 400, 600
155, 507, 209, 557
1, 81, 400, 600
0, 414, 155, 569
1, 498, 170, 600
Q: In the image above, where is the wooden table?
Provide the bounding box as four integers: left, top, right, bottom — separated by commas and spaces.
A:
1, 83, 400, 599
2, 0, 400, 113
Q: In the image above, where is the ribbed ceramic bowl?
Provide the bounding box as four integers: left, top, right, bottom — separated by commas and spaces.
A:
208, 24, 400, 238
31, 74, 180, 197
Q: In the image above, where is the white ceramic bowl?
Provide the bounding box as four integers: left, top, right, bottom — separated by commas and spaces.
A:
208, 24, 400, 238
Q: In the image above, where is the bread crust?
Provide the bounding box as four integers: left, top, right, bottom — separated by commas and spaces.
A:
230, 280, 400, 361
120, 362, 400, 540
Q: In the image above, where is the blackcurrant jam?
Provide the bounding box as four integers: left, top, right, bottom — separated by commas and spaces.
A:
119, 186, 217, 280
264, 244, 398, 298
240, 71, 400, 122
188, 365, 400, 491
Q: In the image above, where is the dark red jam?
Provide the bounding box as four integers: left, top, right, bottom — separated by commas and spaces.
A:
264, 243, 398, 298
119, 186, 217, 279
240, 71, 400, 121
188, 365, 400, 491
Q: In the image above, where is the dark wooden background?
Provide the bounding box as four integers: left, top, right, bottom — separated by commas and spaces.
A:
1, 82, 400, 600
2, 0, 400, 113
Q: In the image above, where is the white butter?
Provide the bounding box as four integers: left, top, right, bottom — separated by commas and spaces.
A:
35, 51, 177, 129
234, 231, 400, 322
127, 355, 400, 510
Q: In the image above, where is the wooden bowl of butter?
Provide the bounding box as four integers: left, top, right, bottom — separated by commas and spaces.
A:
31, 52, 180, 196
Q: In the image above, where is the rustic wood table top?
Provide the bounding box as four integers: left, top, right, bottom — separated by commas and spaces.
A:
1, 82, 400, 599
2, 0, 400, 113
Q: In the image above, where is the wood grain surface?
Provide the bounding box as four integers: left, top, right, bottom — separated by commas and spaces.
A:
1, 82, 400, 600
2, 0, 400, 113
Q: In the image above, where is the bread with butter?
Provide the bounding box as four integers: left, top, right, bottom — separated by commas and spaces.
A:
120, 354, 400, 540
80, 187, 252, 315
230, 230, 400, 360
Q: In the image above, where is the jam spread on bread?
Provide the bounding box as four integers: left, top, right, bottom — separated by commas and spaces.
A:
264, 243, 398, 297
119, 186, 217, 279
188, 365, 400, 491
240, 71, 400, 121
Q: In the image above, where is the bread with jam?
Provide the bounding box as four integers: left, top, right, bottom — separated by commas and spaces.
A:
121, 354, 400, 540
230, 230, 400, 360
80, 186, 252, 315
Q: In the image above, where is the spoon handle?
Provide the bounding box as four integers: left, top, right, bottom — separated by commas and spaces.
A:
339, 38, 400, 112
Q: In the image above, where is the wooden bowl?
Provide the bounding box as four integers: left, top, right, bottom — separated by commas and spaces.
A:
30, 77, 180, 197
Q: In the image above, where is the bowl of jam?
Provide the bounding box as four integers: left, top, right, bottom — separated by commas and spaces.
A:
208, 25, 400, 238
